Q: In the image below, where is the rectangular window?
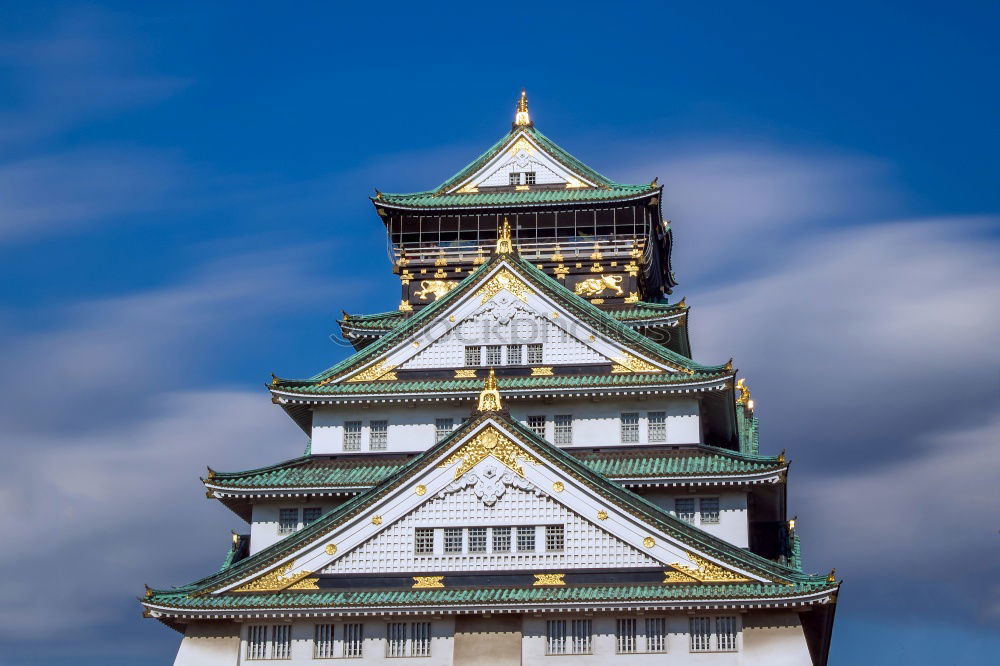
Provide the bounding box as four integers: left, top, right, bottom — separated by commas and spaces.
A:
270, 624, 291, 660
546, 620, 567, 655
302, 507, 322, 525
343, 623, 364, 658
527, 343, 543, 364
689, 616, 712, 652
278, 508, 298, 535
485, 344, 502, 365
434, 418, 454, 443
646, 617, 668, 653
492, 527, 511, 552
411, 622, 431, 657
247, 625, 268, 660
314, 623, 334, 658
343, 420, 362, 451
716, 616, 738, 651
468, 527, 487, 553
386, 622, 407, 658
464, 345, 481, 366
553, 414, 572, 445
648, 411, 667, 442
516, 526, 535, 552
509, 172, 521, 186
525, 171, 536, 185
620, 412, 640, 443
545, 525, 564, 552
700, 497, 721, 524
616, 618, 637, 654
444, 528, 463, 553
414, 528, 434, 555
527, 415, 546, 439
571, 619, 592, 654
369, 420, 388, 450
506, 344, 522, 365
675, 498, 696, 524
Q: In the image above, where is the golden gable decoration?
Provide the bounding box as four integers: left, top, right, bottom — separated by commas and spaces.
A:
438, 425, 540, 479
343, 359, 398, 383
476, 268, 533, 304
232, 561, 318, 592
662, 553, 752, 584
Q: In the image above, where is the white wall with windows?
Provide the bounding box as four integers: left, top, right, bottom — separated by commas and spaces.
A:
641, 490, 749, 548
309, 398, 701, 454
248, 502, 344, 555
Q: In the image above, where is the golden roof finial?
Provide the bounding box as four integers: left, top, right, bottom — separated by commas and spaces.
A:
496, 217, 514, 255
477, 368, 502, 412
735, 377, 751, 405
514, 88, 531, 127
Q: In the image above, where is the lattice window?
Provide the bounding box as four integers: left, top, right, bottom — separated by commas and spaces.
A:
278, 508, 298, 535
468, 527, 487, 553
314, 623, 334, 658
716, 616, 737, 651
492, 527, 511, 552
270, 625, 290, 660
527, 343, 543, 364
386, 622, 407, 658
411, 622, 431, 657
700, 497, 720, 524
444, 528, 463, 553
527, 415, 546, 439
464, 345, 481, 366
343, 420, 362, 451
506, 344, 523, 365
434, 418, 454, 443
247, 625, 268, 660
509, 172, 521, 186
525, 171, 536, 185
485, 345, 502, 365
545, 524, 564, 552
616, 618, 637, 653
302, 507, 322, 525
553, 414, 572, 445
571, 619, 592, 654
675, 498, 696, 524
343, 623, 364, 658
689, 617, 712, 652
414, 528, 434, 555
546, 620, 567, 655
648, 411, 667, 442
620, 412, 640, 443
516, 526, 535, 552
369, 420, 388, 451
646, 617, 668, 653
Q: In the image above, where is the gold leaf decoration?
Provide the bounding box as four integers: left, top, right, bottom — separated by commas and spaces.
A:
663, 552, 752, 584
597, 510, 609, 520
438, 426, 540, 479
533, 573, 566, 586
454, 369, 477, 378
530, 366, 553, 376
325, 544, 337, 555
643, 537, 656, 548
412, 576, 444, 589
476, 268, 533, 304
415, 484, 427, 496
610, 353, 663, 375
552, 481, 564, 492
344, 360, 398, 383
371, 515, 382, 525
233, 561, 315, 592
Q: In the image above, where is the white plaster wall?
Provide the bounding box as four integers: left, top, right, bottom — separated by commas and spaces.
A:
640, 490, 749, 548
173, 622, 239, 666
742, 612, 812, 665
479, 157, 565, 186
249, 501, 345, 555
311, 398, 701, 454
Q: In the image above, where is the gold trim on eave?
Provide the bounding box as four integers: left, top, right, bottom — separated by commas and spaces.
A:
662, 552, 753, 584
412, 576, 444, 589
232, 561, 318, 592
343, 360, 398, 383
533, 573, 565, 586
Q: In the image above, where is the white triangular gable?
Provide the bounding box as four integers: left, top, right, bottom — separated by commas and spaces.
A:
446, 131, 599, 193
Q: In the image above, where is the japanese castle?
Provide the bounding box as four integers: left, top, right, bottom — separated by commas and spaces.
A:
144, 91, 839, 665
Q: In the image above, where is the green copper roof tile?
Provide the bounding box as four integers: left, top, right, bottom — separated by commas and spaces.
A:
377, 184, 656, 209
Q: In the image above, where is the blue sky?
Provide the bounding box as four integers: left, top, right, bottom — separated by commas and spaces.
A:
1, 2, 998, 664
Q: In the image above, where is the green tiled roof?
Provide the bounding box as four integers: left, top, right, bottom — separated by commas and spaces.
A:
607, 302, 687, 321
376, 184, 657, 210
207, 446, 784, 491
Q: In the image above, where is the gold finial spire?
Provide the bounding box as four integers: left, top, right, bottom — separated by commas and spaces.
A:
735, 377, 751, 406
514, 88, 531, 127
477, 368, 502, 411
495, 217, 514, 254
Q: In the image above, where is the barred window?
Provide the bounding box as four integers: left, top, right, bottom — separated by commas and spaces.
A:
247, 625, 268, 660
314, 623, 334, 658
270, 624, 291, 660
545, 620, 566, 655
545, 525, 564, 552
464, 345, 481, 366
506, 344, 522, 365
646, 617, 668, 653
434, 418, 454, 443
509, 172, 521, 186
485, 344, 502, 365
302, 507, 322, 525
675, 498, 696, 524
716, 616, 738, 651
700, 497, 720, 524
444, 528, 463, 553
468, 527, 487, 553
343, 420, 362, 451
278, 508, 298, 535
616, 618, 637, 653
343, 623, 364, 658
492, 527, 512, 552
386, 622, 407, 658
411, 622, 431, 657
553, 414, 572, 445
690, 616, 712, 652
527, 343, 543, 364
571, 619, 592, 654
414, 528, 434, 555
369, 420, 388, 450
516, 526, 535, 552
525, 171, 536, 185
620, 412, 640, 443
527, 415, 546, 438
387, 622, 430, 658
648, 411, 667, 442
